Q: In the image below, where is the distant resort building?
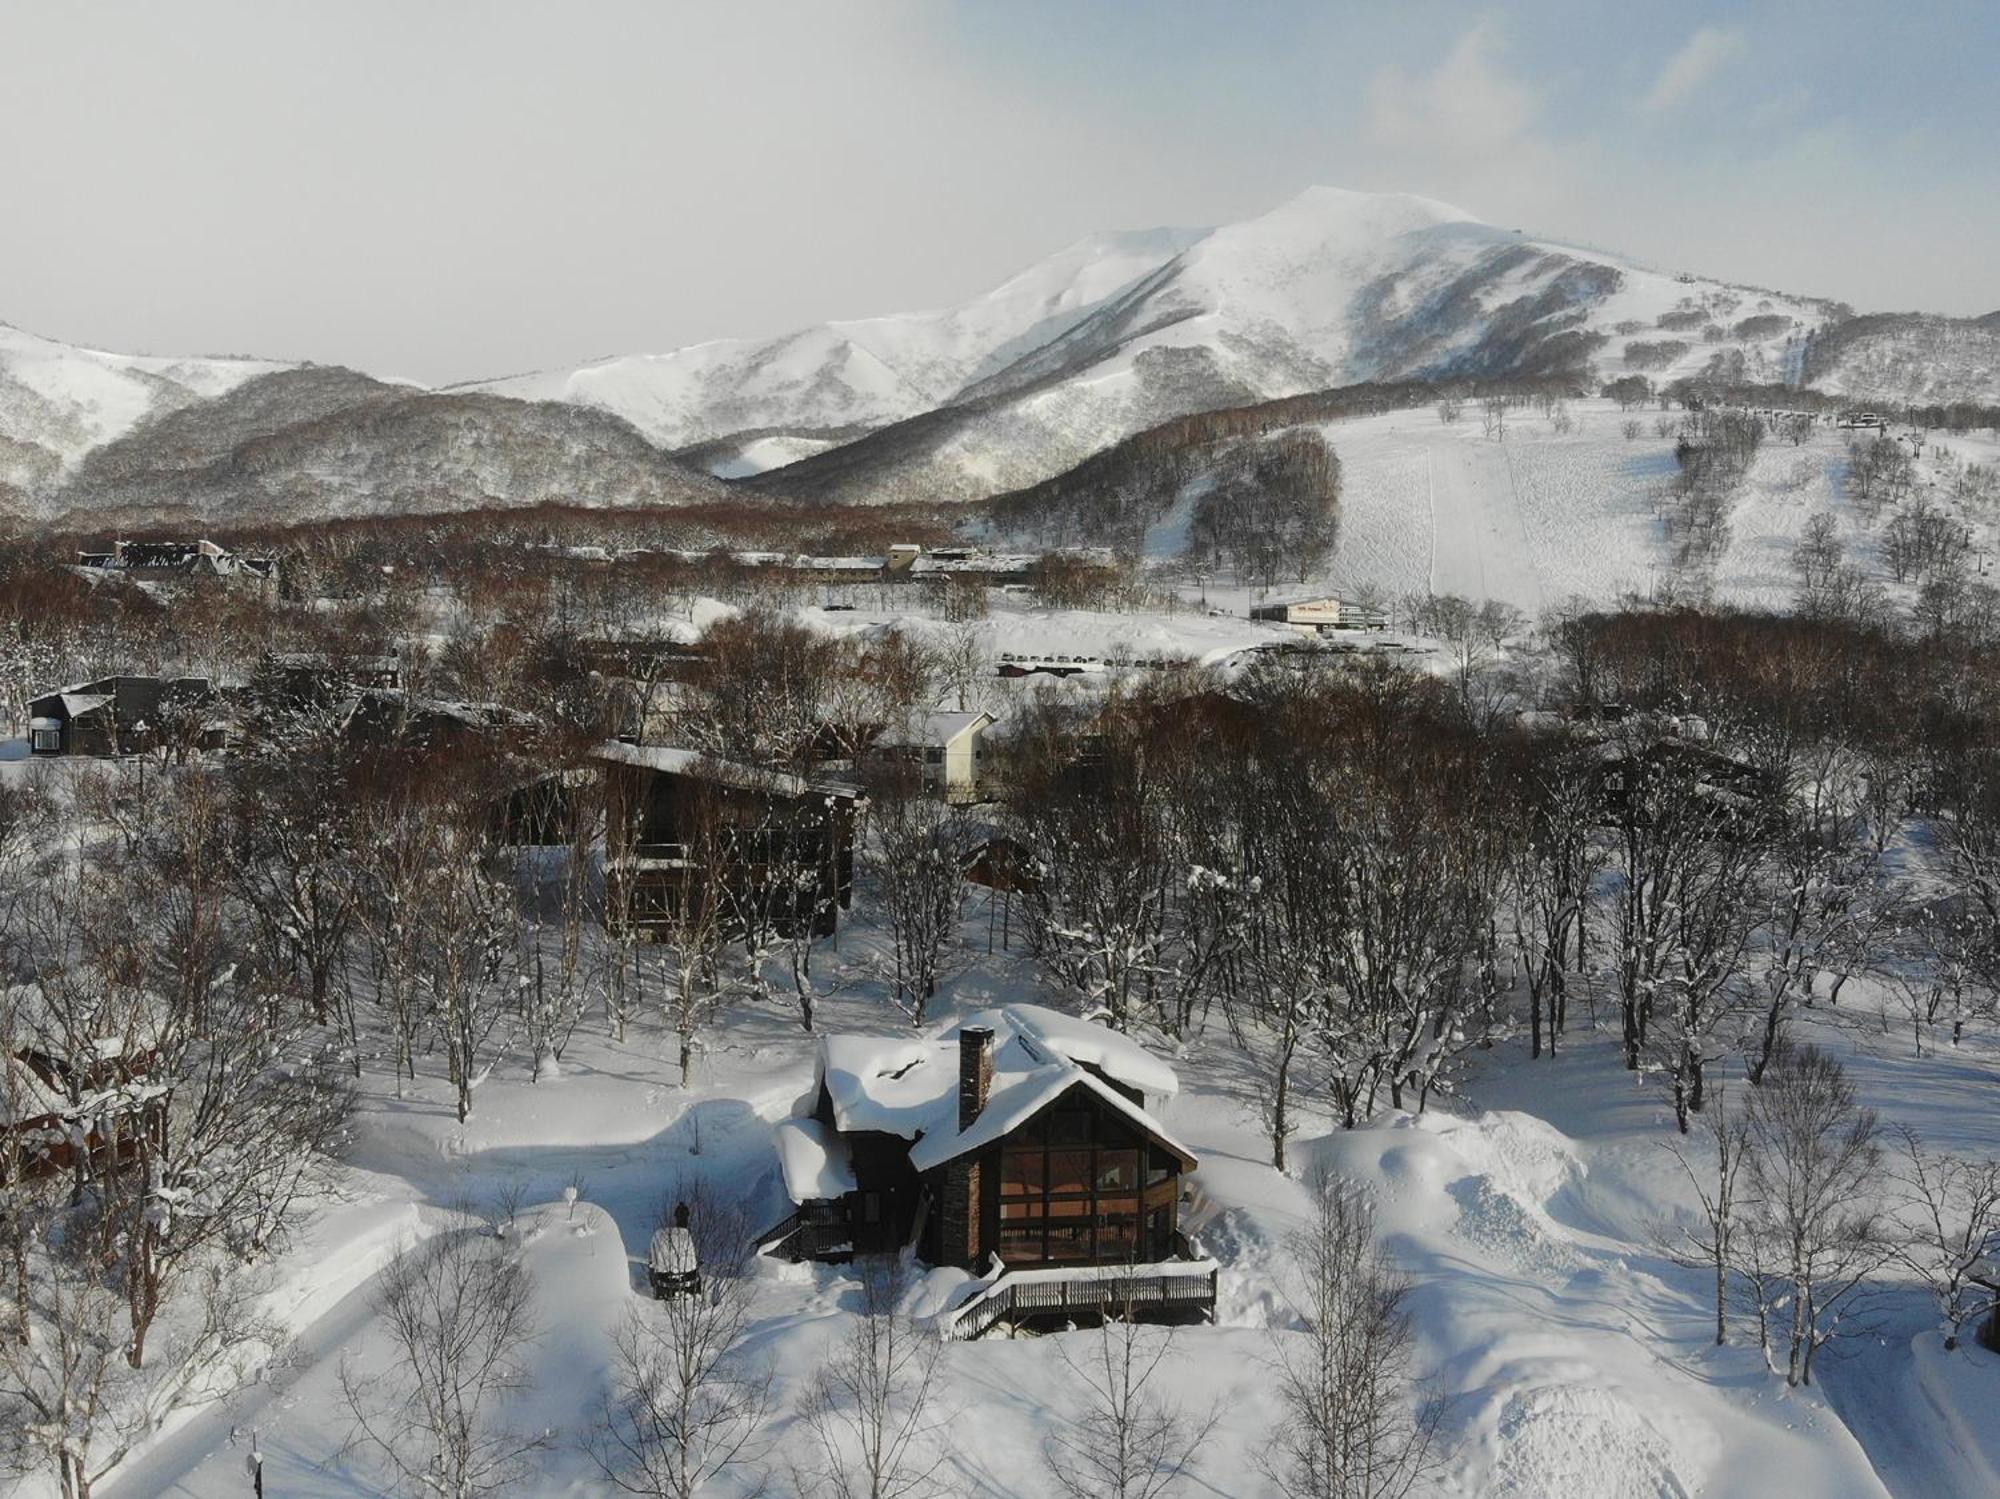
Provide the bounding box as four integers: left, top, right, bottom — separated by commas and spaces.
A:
1249, 594, 1390, 635
77, 539, 280, 589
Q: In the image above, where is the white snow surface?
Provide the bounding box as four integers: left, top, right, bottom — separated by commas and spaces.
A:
63, 883, 2000, 1499
813, 1003, 1185, 1169
0, 320, 289, 470
458, 187, 1842, 479
463, 225, 1208, 447
1157, 397, 2000, 617
772, 1117, 857, 1204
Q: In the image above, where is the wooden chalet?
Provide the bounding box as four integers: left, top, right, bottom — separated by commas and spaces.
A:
1592, 735, 1777, 834
28, 675, 217, 757
764, 1006, 1214, 1335
339, 688, 536, 756
258, 652, 403, 709
1970, 1255, 2000, 1354
598, 742, 860, 940
2, 1040, 165, 1185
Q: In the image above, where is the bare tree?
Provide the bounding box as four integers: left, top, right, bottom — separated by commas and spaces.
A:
1605, 730, 1766, 1128
1659, 1084, 1753, 1346
1889, 1129, 2000, 1349
417, 822, 518, 1124
0, 1225, 262, 1499
1744, 740, 1890, 1083
341, 1228, 547, 1498
1742, 1045, 1885, 1385
865, 770, 966, 1023
1043, 1294, 1218, 1499
231, 751, 361, 1028
1264, 1170, 1443, 1499
794, 1258, 950, 1499
590, 1188, 774, 1498
1505, 738, 1604, 1059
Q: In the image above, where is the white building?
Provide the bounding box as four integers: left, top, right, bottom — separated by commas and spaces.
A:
871, 709, 998, 803
1250, 595, 1388, 635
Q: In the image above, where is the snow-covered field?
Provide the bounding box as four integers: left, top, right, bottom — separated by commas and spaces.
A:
1175, 399, 2000, 618
12, 835, 1980, 1499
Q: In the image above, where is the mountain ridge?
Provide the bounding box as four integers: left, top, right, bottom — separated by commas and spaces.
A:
5, 185, 1991, 524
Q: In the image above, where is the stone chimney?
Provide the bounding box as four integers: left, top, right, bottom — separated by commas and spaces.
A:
958, 1025, 994, 1131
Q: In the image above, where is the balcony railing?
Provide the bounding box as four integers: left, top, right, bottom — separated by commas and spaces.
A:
944, 1250, 1218, 1340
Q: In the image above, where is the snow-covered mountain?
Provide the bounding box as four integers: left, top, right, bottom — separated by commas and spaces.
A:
1802, 311, 2000, 407
455, 226, 1208, 451
0, 185, 1954, 523
0, 321, 291, 508
742, 187, 1846, 503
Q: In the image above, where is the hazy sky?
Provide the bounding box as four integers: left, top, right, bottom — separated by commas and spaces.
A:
3, 0, 1995, 384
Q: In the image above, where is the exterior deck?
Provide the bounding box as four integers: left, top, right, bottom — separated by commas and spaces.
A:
943, 1249, 1219, 1339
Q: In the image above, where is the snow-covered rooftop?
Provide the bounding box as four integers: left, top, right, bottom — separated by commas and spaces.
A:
774, 1117, 858, 1204
874, 710, 994, 750
809, 1004, 1191, 1175
594, 741, 861, 802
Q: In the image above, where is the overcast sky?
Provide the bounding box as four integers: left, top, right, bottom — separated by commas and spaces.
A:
3, 0, 1994, 384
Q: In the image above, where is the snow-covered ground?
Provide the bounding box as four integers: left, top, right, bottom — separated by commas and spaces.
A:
36, 854, 1993, 1499
1170, 399, 2000, 618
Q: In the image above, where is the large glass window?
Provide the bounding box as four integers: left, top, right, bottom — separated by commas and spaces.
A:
992, 1095, 1172, 1266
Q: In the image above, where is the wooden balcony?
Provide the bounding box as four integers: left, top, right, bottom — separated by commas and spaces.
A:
944, 1251, 1219, 1340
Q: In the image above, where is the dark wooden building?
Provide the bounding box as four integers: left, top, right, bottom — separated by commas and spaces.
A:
339, 689, 536, 756
598, 743, 860, 940
3, 1043, 166, 1184
258, 652, 403, 710
765, 1006, 1212, 1334
27, 676, 216, 757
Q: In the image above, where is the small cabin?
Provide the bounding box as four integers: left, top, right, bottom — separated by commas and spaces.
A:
258, 652, 403, 710
339, 689, 536, 756
765, 1006, 1212, 1332
2, 1040, 166, 1184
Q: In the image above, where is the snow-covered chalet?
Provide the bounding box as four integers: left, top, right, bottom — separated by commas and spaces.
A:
765, 1006, 1213, 1330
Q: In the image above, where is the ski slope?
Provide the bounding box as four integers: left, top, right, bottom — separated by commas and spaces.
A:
1186, 398, 2000, 617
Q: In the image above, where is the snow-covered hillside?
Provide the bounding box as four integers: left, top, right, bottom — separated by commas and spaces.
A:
0, 186, 1974, 528
1146, 398, 2000, 618
746, 189, 1843, 505
1804, 312, 2000, 407
456, 226, 1208, 449
0, 322, 289, 501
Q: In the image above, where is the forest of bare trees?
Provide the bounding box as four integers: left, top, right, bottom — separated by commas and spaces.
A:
3, 486, 2000, 1493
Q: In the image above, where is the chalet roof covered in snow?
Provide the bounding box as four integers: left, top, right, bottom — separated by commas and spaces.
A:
874, 709, 994, 750
811, 1004, 1191, 1174
594, 741, 862, 802
1, 1053, 69, 1125
774, 1117, 858, 1204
